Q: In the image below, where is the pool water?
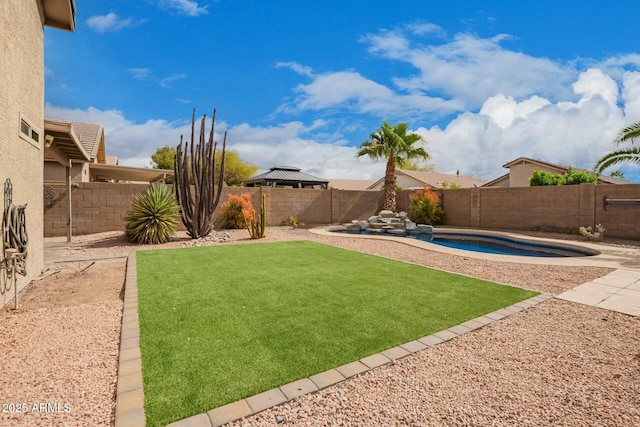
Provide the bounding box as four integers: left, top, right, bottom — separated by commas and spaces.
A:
333, 229, 595, 258
417, 234, 589, 257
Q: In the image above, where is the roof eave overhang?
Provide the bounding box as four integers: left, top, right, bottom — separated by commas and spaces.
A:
43, 0, 76, 32
89, 164, 174, 183
44, 119, 91, 164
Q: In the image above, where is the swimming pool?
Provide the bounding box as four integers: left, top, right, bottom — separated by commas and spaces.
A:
330, 228, 598, 258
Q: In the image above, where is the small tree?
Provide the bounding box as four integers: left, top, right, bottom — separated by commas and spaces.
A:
151, 145, 177, 169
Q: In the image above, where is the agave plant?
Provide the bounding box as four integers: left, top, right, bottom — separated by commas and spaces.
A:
125, 184, 179, 244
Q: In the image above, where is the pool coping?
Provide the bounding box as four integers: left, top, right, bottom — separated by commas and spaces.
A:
310, 226, 640, 269
113, 250, 553, 427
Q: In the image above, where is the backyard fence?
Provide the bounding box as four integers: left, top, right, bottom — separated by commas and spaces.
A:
43, 182, 640, 240
43, 183, 411, 237
441, 183, 640, 239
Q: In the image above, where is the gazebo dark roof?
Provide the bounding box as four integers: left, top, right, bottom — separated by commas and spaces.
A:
245, 166, 329, 189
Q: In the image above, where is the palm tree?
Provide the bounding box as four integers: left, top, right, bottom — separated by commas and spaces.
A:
595, 121, 640, 174
356, 121, 430, 211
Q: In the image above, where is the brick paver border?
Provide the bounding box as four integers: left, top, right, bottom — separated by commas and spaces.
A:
114, 252, 146, 427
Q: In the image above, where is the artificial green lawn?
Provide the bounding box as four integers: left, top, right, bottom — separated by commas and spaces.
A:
137, 240, 538, 426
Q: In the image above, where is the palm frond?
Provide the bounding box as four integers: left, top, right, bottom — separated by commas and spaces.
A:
594, 147, 640, 174
615, 121, 640, 145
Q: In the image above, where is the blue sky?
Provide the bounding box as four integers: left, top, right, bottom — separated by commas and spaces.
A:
45, 0, 640, 183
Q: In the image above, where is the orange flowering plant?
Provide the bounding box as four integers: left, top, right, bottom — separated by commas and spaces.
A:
221, 193, 254, 229
409, 185, 443, 225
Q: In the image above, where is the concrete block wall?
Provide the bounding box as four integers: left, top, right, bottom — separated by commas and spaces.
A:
442, 183, 640, 239
43, 183, 389, 237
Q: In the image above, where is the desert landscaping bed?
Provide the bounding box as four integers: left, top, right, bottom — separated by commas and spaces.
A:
0, 227, 636, 426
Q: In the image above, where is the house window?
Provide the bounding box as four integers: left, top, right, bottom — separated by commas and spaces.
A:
19, 113, 42, 149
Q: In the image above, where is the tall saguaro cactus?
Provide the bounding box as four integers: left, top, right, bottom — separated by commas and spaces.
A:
174, 108, 227, 238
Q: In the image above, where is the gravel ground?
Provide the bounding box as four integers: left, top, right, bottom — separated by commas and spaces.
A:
230, 300, 640, 427
0, 259, 125, 427
33, 227, 639, 426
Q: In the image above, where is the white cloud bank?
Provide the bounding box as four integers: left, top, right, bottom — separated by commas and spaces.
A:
45, 68, 640, 182
44, 104, 385, 180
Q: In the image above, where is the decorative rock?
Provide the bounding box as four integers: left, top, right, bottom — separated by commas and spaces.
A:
398, 211, 408, 219
416, 224, 434, 234
357, 220, 369, 230
367, 215, 379, 223
387, 229, 406, 235
379, 210, 395, 218
345, 223, 362, 233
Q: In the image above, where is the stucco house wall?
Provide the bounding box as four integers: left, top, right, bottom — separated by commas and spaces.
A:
1, 0, 74, 307
508, 163, 559, 187
0, 1, 48, 306
44, 161, 87, 182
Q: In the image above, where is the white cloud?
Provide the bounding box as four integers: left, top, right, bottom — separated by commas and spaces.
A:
361, 29, 575, 109
158, 0, 208, 16
127, 68, 186, 88
414, 69, 629, 180
278, 67, 463, 119
128, 68, 152, 80
86, 13, 140, 33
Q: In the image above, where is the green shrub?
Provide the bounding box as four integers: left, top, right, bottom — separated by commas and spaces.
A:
125, 184, 179, 244
221, 193, 253, 229
529, 167, 597, 186
409, 186, 443, 225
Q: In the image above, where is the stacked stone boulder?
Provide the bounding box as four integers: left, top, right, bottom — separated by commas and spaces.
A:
345, 210, 434, 235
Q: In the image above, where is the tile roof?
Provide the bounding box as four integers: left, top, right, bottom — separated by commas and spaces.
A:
368, 170, 485, 189
70, 121, 104, 160
245, 166, 328, 185
328, 179, 377, 190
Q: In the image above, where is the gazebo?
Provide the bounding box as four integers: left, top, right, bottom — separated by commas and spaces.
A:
245, 166, 329, 189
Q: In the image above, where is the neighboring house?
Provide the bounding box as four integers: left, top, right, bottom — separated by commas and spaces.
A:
328, 180, 377, 191
44, 120, 105, 182
482, 157, 630, 187
44, 119, 173, 183
367, 170, 485, 190
1, 0, 76, 307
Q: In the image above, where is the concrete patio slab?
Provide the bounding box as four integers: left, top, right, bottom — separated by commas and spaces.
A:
573, 282, 620, 294
593, 275, 638, 287
556, 289, 610, 306
596, 296, 640, 317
